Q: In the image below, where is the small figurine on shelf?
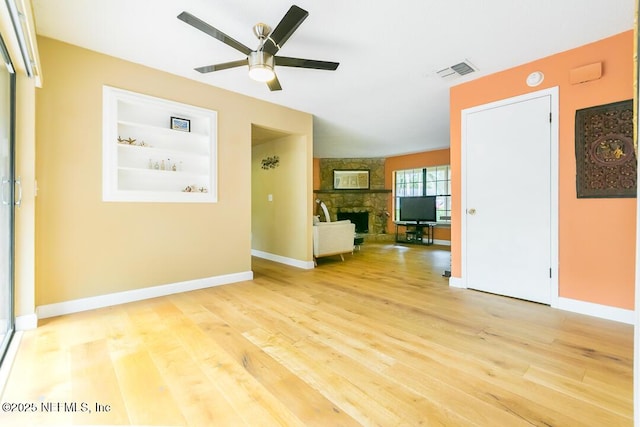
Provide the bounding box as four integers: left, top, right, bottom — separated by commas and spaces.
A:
183, 184, 207, 193
154, 161, 159, 170
148, 158, 153, 169
171, 163, 177, 172
117, 136, 137, 145
160, 160, 165, 170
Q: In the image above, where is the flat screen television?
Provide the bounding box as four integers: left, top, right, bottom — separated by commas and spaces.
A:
399, 196, 437, 223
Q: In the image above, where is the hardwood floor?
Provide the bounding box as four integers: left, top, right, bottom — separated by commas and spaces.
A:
0, 243, 633, 426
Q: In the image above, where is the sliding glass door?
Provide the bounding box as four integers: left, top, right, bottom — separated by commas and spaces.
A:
0, 36, 15, 362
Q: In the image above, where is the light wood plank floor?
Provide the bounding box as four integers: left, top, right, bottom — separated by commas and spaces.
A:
0, 243, 633, 426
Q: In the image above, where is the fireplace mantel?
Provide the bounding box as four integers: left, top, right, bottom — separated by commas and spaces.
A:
314, 189, 392, 194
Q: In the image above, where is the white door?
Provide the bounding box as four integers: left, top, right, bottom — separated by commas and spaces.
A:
463, 91, 554, 304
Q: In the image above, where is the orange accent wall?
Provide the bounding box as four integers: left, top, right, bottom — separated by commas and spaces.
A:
313, 157, 321, 190
385, 149, 451, 241
450, 31, 635, 309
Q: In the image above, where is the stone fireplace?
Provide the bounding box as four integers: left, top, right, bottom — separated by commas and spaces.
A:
314, 158, 391, 237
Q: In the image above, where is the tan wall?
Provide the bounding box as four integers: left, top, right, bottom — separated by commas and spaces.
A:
252, 134, 312, 261
15, 74, 36, 320
450, 31, 635, 309
35, 37, 313, 306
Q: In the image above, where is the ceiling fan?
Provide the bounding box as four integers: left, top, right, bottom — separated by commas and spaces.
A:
177, 5, 340, 91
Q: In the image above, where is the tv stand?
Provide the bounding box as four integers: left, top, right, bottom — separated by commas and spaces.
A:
395, 222, 434, 245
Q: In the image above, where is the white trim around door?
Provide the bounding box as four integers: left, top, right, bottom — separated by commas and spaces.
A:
458, 87, 559, 308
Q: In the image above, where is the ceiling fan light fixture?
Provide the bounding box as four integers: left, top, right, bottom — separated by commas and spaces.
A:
179, 7, 338, 91
248, 51, 275, 82
249, 64, 275, 82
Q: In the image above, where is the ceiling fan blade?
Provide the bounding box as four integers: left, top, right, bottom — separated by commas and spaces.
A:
195, 59, 248, 74
275, 56, 339, 70
178, 11, 253, 56
263, 5, 308, 55
267, 74, 282, 91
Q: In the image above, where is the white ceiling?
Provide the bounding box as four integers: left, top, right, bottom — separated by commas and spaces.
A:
32, 0, 635, 158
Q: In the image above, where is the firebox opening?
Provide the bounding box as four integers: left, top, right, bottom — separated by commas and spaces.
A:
337, 211, 369, 233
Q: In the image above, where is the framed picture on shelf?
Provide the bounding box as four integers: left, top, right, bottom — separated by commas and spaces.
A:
170, 116, 190, 132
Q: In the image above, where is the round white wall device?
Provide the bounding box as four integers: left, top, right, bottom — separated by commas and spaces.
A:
526, 71, 544, 87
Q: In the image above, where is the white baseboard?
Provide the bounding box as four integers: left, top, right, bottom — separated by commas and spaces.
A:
251, 249, 315, 270
433, 239, 451, 246
448, 276, 466, 288
448, 276, 633, 324
37, 271, 254, 319
554, 297, 634, 325
15, 313, 37, 330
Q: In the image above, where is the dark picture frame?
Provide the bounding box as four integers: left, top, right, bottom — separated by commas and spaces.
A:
575, 99, 636, 198
170, 116, 191, 132
333, 169, 370, 190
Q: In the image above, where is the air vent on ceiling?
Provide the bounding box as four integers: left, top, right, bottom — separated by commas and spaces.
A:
436, 60, 477, 80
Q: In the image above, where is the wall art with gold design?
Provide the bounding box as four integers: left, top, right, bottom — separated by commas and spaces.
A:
575, 99, 636, 198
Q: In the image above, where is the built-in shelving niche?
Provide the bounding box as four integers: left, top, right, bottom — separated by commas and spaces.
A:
102, 86, 218, 203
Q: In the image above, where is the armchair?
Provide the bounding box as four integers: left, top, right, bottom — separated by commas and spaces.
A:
313, 220, 356, 265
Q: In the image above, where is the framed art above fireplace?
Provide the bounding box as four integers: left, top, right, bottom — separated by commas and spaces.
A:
333, 169, 370, 190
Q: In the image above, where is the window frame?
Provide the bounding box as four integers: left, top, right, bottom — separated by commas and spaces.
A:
393, 165, 451, 224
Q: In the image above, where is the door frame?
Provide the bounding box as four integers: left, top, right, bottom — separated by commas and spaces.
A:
0, 36, 16, 365
459, 86, 559, 307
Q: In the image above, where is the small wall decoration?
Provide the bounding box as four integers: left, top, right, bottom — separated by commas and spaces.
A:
170, 116, 190, 132
261, 155, 280, 170
333, 169, 370, 190
575, 99, 636, 198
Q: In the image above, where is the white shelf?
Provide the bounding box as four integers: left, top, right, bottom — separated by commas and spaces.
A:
116, 143, 209, 161
117, 167, 208, 180
117, 121, 210, 155
117, 119, 208, 137
103, 86, 217, 203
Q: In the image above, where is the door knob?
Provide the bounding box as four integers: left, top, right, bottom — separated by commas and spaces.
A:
467, 208, 476, 215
